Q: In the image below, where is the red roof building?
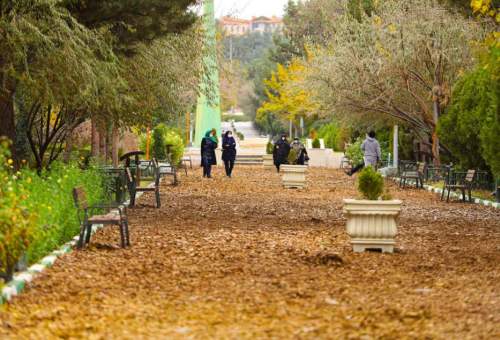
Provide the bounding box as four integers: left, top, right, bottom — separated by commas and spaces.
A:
219, 16, 283, 36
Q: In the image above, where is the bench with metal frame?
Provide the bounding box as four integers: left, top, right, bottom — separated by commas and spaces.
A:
99, 166, 128, 204
181, 155, 193, 172
125, 160, 161, 208
441, 169, 476, 203
158, 162, 178, 185
399, 162, 426, 188
72, 187, 130, 249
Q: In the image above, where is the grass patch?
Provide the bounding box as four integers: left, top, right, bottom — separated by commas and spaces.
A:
16, 163, 107, 265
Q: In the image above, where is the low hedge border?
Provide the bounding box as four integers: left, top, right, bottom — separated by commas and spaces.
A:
0, 183, 154, 305
1, 235, 79, 304
391, 177, 500, 209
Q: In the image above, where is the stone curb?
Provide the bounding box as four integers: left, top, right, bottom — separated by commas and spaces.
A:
0, 184, 155, 305
0, 238, 75, 305
391, 177, 499, 209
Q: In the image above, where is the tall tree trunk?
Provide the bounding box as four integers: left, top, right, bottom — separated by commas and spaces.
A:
432, 96, 441, 166
105, 124, 112, 163
0, 94, 17, 162
91, 118, 100, 158
63, 131, 74, 163
98, 121, 107, 163
112, 123, 119, 167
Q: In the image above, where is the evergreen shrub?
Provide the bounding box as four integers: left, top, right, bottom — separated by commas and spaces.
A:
358, 166, 384, 200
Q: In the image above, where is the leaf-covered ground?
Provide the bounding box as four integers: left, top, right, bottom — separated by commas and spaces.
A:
1, 167, 499, 339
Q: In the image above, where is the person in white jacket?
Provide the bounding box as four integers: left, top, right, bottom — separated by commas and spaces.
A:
348, 131, 381, 176
361, 131, 382, 167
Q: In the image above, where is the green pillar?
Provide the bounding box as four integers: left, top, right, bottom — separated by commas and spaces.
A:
194, 0, 221, 146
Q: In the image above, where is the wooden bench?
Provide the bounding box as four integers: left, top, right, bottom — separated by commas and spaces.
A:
157, 147, 183, 183
400, 162, 426, 188
120, 151, 145, 182
181, 155, 193, 171
157, 161, 179, 185
441, 169, 476, 202
125, 161, 161, 208
72, 187, 130, 249
100, 167, 128, 204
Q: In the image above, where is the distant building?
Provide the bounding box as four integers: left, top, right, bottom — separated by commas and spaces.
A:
219, 16, 251, 36
251, 16, 283, 34
219, 16, 283, 36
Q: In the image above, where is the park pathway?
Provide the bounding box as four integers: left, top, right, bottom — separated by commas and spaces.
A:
1, 167, 499, 339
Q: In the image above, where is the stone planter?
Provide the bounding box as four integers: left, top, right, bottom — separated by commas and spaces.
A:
263, 154, 274, 170
343, 199, 402, 253
281, 164, 308, 189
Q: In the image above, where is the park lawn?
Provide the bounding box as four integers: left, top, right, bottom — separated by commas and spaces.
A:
1, 167, 498, 339
428, 180, 496, 201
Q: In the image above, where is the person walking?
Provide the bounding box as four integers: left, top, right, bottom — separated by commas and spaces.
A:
222, 130, 237, 177
201, 129, 218, 178
348, 131, 381, 176
273, 134, 290, 172
290, 137, 309, 165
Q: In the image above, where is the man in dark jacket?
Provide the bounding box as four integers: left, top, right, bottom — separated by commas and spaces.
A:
273, 134, 290, 172
222, 131, 237, 177
201, 129, 218, 178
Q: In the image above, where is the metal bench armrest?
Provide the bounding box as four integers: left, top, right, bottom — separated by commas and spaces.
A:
88, 203, 128, 217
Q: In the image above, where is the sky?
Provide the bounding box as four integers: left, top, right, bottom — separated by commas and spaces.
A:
214, 0, 289, 19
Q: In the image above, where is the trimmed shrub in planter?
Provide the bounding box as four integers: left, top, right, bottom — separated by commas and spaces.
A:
263, 154, 274, 169
343, 166, 401, 253
266, 142, 274, 155
281, 164, 308, 189
282, 149, 307, 188
263, 141, 274, 169
312, 138, 321, 149
358, 166, 384, 199
287, 149, 299, 165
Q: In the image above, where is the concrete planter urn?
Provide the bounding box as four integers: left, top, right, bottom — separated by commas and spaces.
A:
281, 164, 308, 189
263, 154, 274, 169
343, 199, 402, 253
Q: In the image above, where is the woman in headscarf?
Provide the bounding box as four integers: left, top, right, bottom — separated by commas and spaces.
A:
222, 130, 237, 178
273, 133, 290, 172
201, 129, 218, 178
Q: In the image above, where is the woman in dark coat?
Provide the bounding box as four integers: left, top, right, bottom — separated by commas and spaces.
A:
273, 134, 290, 172
201, 129, 218, 178
222, 130, 237, 177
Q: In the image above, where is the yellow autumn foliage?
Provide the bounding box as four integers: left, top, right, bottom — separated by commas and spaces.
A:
471, 0, 499, 23
257, 59, 319, 126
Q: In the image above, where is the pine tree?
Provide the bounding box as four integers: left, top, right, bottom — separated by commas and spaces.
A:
63, 0, 198, 54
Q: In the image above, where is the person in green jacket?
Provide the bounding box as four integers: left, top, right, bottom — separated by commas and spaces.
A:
201, 129, 218, 178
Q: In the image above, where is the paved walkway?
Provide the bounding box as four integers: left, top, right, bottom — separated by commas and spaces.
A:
1, 167, 499, 338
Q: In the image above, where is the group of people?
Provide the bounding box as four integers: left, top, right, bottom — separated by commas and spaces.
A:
272, 134, 308, 172
200, 128, 381, 178
200, 130, 310, 178
200, 129, 236, 178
